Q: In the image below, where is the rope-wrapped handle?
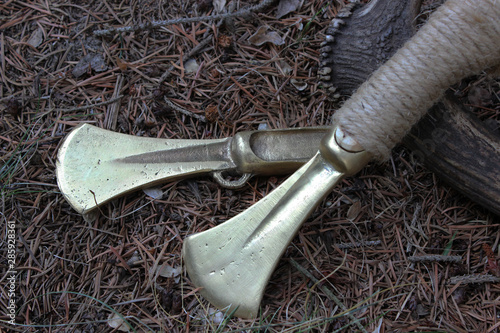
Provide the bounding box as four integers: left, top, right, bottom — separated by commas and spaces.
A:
328, 0, 500, 160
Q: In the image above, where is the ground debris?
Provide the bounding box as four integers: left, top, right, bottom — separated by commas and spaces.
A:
72, 53, 108, 77
1, 0, 498, 332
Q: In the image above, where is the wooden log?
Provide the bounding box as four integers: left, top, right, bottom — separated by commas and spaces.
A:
319, 0, 421, 97
404, 95, 500, 216
319, 0, 500, 215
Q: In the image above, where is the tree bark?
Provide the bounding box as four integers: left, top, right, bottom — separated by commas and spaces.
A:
405, 95, 500, 215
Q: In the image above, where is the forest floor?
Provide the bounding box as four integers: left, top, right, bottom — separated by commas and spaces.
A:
1, 0, 499, 332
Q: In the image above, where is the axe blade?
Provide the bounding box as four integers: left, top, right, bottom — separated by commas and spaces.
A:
182, 139, 371, 318
56, 124, 233, 213
182, 156, 322, 318
56, 124, 328, 214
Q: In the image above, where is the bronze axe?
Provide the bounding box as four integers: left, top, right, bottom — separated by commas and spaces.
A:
56, 124, 328, 214
182, 0, 500, 318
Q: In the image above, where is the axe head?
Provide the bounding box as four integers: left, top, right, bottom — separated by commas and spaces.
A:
182, 157, 319, 318
182, 128, 372, 318
56, 124, 232, 213
183, 225, 268, 318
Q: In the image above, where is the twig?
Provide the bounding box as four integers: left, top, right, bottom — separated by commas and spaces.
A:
406, 203, 421, 253
290, 258, 369, 333
164, 96, 207, 122
93, 0, 277, 36
449, 274, 500, 285
0, 95, 50, 103
334, 240, 381, 249
104, 74, 123, 130
408, 255, 462, 263
57, 95, 124, 113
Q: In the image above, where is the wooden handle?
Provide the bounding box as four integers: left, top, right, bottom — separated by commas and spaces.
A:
329, 0, 500, 160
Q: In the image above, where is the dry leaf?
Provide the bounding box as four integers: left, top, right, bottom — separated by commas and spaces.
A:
4, 98, 20, 117
126, 251, 141, 266
217, 34, 233, 49
295, 17, 304, 30
290, 78, 308, 91
143, 187, 164, 199
208, 308, 224, 325
116, 57, 128, 71
277, 60, 292, 76
248, 26, 285, 46
90, 54, 107, 72
205, 104, 219, 123
72, 53, 107, 77
276, 0, 303, 18
347, 201, 362, 220
155, 263, 182, 283
213, 0, 226, 12
108, 313, 130, 332
82, 210, 98, 223
184, 58, 199, 74
28, 27, 43, 48
483, 243, 500, 276
416, 303, 429, 317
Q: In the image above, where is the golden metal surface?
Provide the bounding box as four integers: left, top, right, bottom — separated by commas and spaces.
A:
232, 127, 328, 175
57, 124, 230, 213
56, 124, 328, 213
182, 127, 370, 318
